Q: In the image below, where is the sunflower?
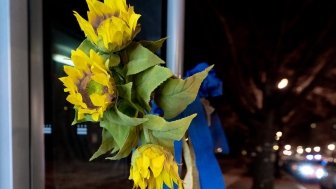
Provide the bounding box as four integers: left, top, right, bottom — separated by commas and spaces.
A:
74, 0, 141, 52
59, 49, 116, 121
129, 144, 183, 189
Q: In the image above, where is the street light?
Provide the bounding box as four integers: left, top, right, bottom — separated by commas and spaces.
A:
328, 144, 335, 151
277, 78, 288, 89
314, 146, 321, 152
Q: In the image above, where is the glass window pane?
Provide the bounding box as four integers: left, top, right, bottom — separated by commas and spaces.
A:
43, 1, 166, 188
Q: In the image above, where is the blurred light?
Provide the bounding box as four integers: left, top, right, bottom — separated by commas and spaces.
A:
298, 164, 326, 180
52, 54, 73, 66
297, 148, 304, 154
241, 150, 247, 156
306, 154, 314, 160
310, 123, 317, 129
44, 124, 52, 134
77, 124, 87, 135
277, 78, 288, 89
276, 131, 282, 137
314, 146, 321, 152
316, 168, 326, 179
284, 144, 291, 150
328, 144, 335, 151
333, 124, 336, 129
283, 150, 292, 156
216, 148, 223, 153
334, 159, 336, 163
305, 147, 312, 153
251, 152, 256, 157
299, 164, 314, 175
298, 164, 314, 176
314, 154, 322, 160
273, 145, 279, 151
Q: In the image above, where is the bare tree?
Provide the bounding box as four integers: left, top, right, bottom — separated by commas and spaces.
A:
185, 0, 336, 188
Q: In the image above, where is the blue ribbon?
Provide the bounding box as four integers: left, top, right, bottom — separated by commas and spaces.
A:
185, 62, 223, 98
155, 62, 229, 188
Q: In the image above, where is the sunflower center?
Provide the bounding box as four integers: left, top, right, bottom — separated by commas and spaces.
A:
86, 80, 105, 95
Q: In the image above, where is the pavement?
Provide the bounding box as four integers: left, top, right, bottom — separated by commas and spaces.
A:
220, 158, 319, 189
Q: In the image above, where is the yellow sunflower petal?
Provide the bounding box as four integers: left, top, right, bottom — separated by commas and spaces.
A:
63, 66, 83, 80
162, 170, 173, 188
87, 0, 113, 23
74, 11, 98, 44
90, 93, 106, 107
91, 112, 100, 121
155, 175, 164, 189
59, 77, 77, 93
67, 94, 88, 110
91, 73, 109, 87
150, 155, 165, 177
71, 49, 92, 71
104, 0, 127, 13
127, 6, 141, 31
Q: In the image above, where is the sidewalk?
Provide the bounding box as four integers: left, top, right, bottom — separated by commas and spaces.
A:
223, 168, 317, 189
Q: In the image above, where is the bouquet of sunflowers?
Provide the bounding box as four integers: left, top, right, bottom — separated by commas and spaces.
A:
59, 0, 213, 188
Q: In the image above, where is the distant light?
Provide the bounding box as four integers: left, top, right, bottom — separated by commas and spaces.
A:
77, 124, 87, 135
297, 148, 304, 154
316, 168, 326, 179
44, 124, 52, 134
310, 123, 317, 129
314, 154, 322, 160
328, 144, 335, 151
276, 131, 282, 137
273, 145, 279, 151
277, 78, 288, 89
216, 148, 223, 153
306, 154, 314, 160
299, 164, 314, 175
52, 54, 73, 66
314, 146, 321, 152
305, 147, 312, 153
283, 150, 292, 156
284, 145, 291, 150
241, 150, 247, 156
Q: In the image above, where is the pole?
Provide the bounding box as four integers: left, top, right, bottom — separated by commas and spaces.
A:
166, 0, 185, 77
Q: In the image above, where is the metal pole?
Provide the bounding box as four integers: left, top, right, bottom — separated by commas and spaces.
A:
0, 0, 30, 188
30, 0, 45, 187
0, 0, 13, 188
166, 0, 185, 77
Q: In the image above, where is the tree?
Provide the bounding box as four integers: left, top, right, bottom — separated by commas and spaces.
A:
185, 0, 336, 188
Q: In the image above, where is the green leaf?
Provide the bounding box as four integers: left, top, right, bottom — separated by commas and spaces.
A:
155, 65, 214, 119
106, 127, 139, 160
89, 128, 116, 161
139, 37, 167, 53
71, 109, 95, 125
142, 114, 196, 152
117, 83, 144, 113
99, 108, 148, 159
133, 65, 173, 111
106, 53, 120, 68
77, 39, 99, 55
126, 43, 165, 76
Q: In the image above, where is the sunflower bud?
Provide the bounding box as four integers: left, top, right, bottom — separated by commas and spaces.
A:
129, 144, 183, 189
74, 0, 141, 53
